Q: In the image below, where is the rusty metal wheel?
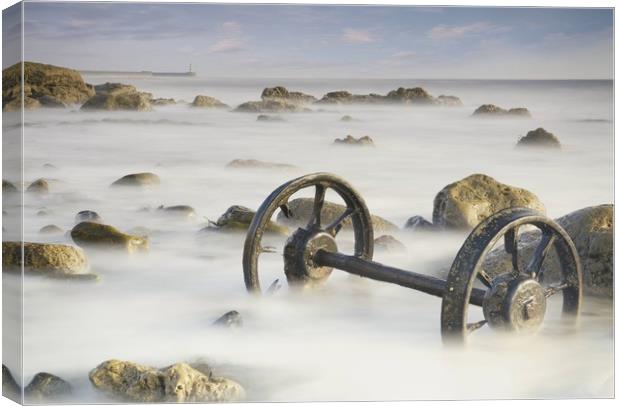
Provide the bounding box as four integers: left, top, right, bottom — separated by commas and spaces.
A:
441, 207, 582, 344
243, 172, 374, 293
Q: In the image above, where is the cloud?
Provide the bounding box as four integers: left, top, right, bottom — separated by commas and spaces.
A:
341, 28, 375, 44
210, 38, 244, 53
428, 22, 509, 40
391, 51, 416, 59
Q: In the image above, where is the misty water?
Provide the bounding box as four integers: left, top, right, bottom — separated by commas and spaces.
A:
6, 77, 614, 401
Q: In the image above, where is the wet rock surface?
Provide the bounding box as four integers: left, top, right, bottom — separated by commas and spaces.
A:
75, 210, 103, 224
2, 242, 96, 279
204, 205, 288, 235
333, 135, 374, 146
516, 127, 561, 149
71, 222, 149, 253
276, 198, 398, 234
191, 95, 229, 108
25, 372, 72, 400
89, 360, 245, 402
81, 82, 153, 111
432, 174, 545, 230
403, 215, 435, 232
110, 172, 160, 187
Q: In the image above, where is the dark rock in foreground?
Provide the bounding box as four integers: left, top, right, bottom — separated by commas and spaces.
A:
3, 364, 20, 400
71, 222, 149, 253
25, 372, 72, 401
75, 210, 103, 224
81, 83, 152, 111
213, 310, 243, 328
516, 127, 561, 149
226, 158, 297, 170
404, 215, 435, 232
472, 104, 531, 117
333, 135, 374, 146
110, 172, 160, 188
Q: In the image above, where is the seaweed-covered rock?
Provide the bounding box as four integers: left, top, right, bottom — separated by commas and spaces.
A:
213, 310, 243, 328
26, 179, 49, 194
226, 159, 297, 170
204, 205, 288, 235
81, 83, 152, 111
191, 95, 228, 108
403, 215, 435, 232
25, 373, 72, 400
374, 235, 406, 252
3, 180, 17, 193
110, 172, 160, 188
261, 86, 317, 104
71, 222, 149, 253
234, 100, 307, 113
75, 210, 103, 224
276, 198, 398, 234
2, 62, 95, 111
333, 135, 374, 146
516, 127, 561, 149
432, 174, 545, 230
39, 224, 63, 234
89, 360, 245, 402
2, 242, 96, 279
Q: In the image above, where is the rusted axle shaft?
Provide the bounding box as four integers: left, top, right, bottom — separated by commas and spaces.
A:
314, 250, 486, 306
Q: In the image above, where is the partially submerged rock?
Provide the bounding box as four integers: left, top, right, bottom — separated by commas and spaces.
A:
2, 61, 95, 111
75, 210, 103, 224
516, 127, 561, 149
257, 114, 285, 122
204, 205, 288, 235
472, 104, 531, 117
276, 198, 399, 234
432, 174, 545, 230
3, 180, 17, 193
71, 222, 149, 253
2, 242, 97, 280
3, 365, 20, 400
261, 86, 317, 104
81, 83, 152, 111
436, 95, 463, 106
26, 179, 49, 194
340, 115, 353, 122
213, 310, 243, 328
226, 158, 297, 170
333, 135, 374, 146
234, 99, 308, 113
25, 372, 72, 400
157, 205, 196, 219
374, 235, 406, 252
385, 87, 435, 104
39, 224, 63, 234
110, 172, 160, 188
89, 360, 245, 402
191, 95, 228, 108
403, 215, 435, 232
316, 90, 384, 104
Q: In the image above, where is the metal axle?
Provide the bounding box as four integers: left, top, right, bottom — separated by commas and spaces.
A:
313, 249, 486, 306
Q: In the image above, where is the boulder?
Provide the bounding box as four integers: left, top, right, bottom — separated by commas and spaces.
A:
39, 224, 63, 234
234, 100, 308, 113
81, 83, 152, 111
507, 107, 531, 117
213, 310, 243, 328
276, 198, 399, 234
385, 87, 434, 104
484, 205, 613, 299
110, 172, 160, 188
340, 115, 353, 122
191, 95, 228, 108
2, 242, 97, 280
25, 373, 71, 400
516, 127, 561, 149
432, 174, 545, 230
3, 365, 20, 400
204, 205, 288, 235
71, 222, 149, 253
472, 104, 531, 117
3, 180, 17, 193
316, 91, 385, 105
226, 159, 297, 170
436, 95, 463, 107
403, 215, 435, 232
89, 360, 245, 402
26, 179, 49, 194
151, 98, 176, 106
261, 86, 317, 104
75, 210, 103, 224
256, 114, 285, 122
157, 205, 196, 219
333, 135, 374, 146
2, 62, 95, 111
374, 235, 406, 252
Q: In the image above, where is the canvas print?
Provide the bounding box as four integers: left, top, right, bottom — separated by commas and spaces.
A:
1, 1, 614, 403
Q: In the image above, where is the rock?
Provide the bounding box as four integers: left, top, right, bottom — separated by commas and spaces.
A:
36, 210, 49, 217
2, 62, 95, 111
316, 91, 384, 104
516, 127, 561, 149
151, 98, 176, 106
472, 104, 531, 117
276, 198, 399, 234
432, 174, 545, 230
385, 87, 434, 104
110, 172, 160, 188
191, 95, 228, 108
484, 205, 613, 299
374, 235, 406, 252
213, 310, 243, 328
234, 100, 308, 113
340, 115, 353, 122
89, 360, 245, 402
226, 159, 297, 170
81, 82, 152, 111
157, 205, 196, 219
261, 86, 317, 104
436, 95, 463, 107
256, 114, 285, 122
75, 210, 103, 224
42, 163, 57, 169
39, 225, 63, 234
71, 222, 149, 253
403, 215, 435, 232
25, 372, 71, 400
3, 365, 20, 399
204, 205, 288, 235
3, 180, 17, 193
333, 135, 374, 146
2, 242, 96, 279
507, 107, 531, 117
26, 179, 49, 194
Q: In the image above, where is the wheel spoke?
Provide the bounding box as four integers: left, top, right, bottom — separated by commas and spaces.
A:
307, 184, 326, 229
526, 231, 555, 279
544, 282, 568, 298
279, 203, 292, 219
504, 227, 519, 276
325, 207, 355, 236
476, 268, 493, 288
467, 320, 488, 333
266, 279, 281, 295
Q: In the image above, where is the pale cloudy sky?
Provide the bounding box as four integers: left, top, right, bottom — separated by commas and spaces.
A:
3, 2, 614, 79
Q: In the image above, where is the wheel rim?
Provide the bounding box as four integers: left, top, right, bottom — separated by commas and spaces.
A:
243, 172, 374, 293
441, 207, 582, 344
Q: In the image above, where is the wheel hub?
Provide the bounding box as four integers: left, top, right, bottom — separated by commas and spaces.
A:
283, 228, 338, 287
483, 274, 547, 332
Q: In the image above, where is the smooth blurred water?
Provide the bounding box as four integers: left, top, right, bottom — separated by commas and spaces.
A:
6, 77, 613, 401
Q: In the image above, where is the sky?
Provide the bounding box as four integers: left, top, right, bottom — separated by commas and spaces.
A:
2, 2, 614, 79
